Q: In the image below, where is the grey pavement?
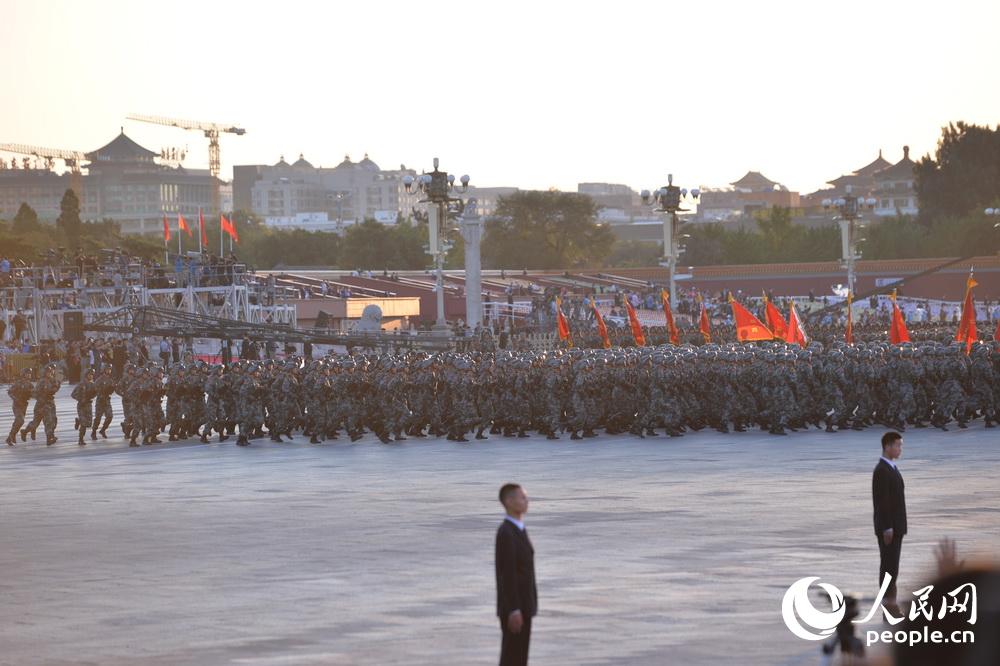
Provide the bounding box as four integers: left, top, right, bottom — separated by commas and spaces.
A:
1, 388, 999, 665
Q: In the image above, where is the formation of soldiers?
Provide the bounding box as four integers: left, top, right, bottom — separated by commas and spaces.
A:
7, 337, 1000, 448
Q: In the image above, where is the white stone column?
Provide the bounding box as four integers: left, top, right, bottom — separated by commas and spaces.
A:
460, 198, 483, 328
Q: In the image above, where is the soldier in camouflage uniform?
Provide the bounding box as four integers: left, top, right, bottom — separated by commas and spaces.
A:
21, 364, 60, 445
91, 365, 115, 440
71, 369, 97, 446
6, 367, 33, 446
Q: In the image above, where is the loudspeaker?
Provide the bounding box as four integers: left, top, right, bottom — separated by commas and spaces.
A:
64, 311, 84, 342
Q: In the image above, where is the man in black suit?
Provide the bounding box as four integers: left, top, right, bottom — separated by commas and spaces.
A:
495, 483, 537, 666
872, 431, 907, 615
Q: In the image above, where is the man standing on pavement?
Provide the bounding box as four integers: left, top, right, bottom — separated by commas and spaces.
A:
495, 483, 537, 666
873, 431, 907, 615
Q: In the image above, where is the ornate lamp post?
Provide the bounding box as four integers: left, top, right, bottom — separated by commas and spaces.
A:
985, 207, 1000, 226
641, 175, 699, 303
823, 187, 876, 295
403, 158, 470, 331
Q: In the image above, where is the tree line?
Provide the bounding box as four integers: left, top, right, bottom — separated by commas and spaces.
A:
3, 121, 998, 269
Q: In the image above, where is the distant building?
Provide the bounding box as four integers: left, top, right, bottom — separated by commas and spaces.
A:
697, 171, 800, 221
873, 146, 918, 217
0, 130, 219, 235
235, 153, 415, 225
804, 147, 917, 217
264, 212, 340, 233
577, 182, 646, 224
465, 186, 518, 218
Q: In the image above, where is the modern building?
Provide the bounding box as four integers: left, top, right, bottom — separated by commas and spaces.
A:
0, 130, 220, 235
464, 186, 519, 218
235, 153, 416, 225
697, 171, 800, 221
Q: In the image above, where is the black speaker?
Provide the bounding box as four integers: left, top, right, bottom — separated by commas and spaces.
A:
64, 311, 84, 342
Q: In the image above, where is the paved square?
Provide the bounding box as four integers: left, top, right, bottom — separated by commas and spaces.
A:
2, 389, 999, 665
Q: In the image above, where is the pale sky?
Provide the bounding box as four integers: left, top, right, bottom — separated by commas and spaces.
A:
2, 0, 998, 195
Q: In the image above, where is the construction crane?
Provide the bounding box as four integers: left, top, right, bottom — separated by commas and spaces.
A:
0, 143, 87, 198
126, 113, 246, 213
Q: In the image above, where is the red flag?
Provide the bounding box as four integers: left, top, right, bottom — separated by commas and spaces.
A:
845, 291, 854, 344
729, 296, 773, 342
199, 209, 208, 247
955, 273, 978, 354
763, 293, 787, 339
624, 299, 645, 346
661, 290, 679, 345
592, 302, 611, 349
889, 291, 910, 344
162, 214, 171, 242
698, 298, 712, 343
221, 215, 239, 243
555, 297, 572, 347
178, 213, 193, 237
785, 302, 809, 347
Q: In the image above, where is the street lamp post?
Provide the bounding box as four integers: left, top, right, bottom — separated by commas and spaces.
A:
823, 187, 876, 295
985, 207, 1000, 226
641, 175, 699, 304
403, 158, 470, 331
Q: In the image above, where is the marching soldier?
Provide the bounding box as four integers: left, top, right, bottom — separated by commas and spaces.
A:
71, 369, 97, 446
6, 367, 34, 446
92, 365, 115, 439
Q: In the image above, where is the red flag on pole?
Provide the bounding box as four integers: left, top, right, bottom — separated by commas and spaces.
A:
178, 213, 193, 237
955, 272, 979, 354
661, 289, 680, 345
763, 292, 787, 339
592, 302, 611, 349
624, 299, 645, 346
729, 295, 773, 342
889, 291, 911, 344
162, 213, 171, 242
555, 297, 572, 347
698, 297, 712, 343
199, 209, 208, 247
221, 215, 239, 243
785, 302, 809, 347
845, 291, 854, 344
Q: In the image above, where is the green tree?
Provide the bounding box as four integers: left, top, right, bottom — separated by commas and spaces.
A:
916, 122, 1000, 222
483, 190, 613, 269
339, 219, 395, 270
12, 202, 41, 233
56, 189, 82, 250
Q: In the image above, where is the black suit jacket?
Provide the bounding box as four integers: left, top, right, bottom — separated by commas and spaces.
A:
495, 519, 538, 619
872, 458, 907, 536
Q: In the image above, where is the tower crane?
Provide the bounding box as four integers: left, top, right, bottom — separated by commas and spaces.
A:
126, 114, 246, 213
0, 143, 87, 198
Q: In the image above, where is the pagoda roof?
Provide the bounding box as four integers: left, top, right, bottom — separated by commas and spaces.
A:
855, 150, 892, 177
85, 130, 157, 163
730, 170, 779, 191
875, 146, 916, 181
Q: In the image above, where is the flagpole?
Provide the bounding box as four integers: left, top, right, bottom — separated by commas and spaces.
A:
177, 215, 182, 256
220, 215, 224, 256
198, 207, 203, 255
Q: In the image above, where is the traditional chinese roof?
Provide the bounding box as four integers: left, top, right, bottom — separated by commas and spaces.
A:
730, 171, 779, 191
875, 146, 916, 181
854, 150, 892, 177
85, 130, 157, 163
